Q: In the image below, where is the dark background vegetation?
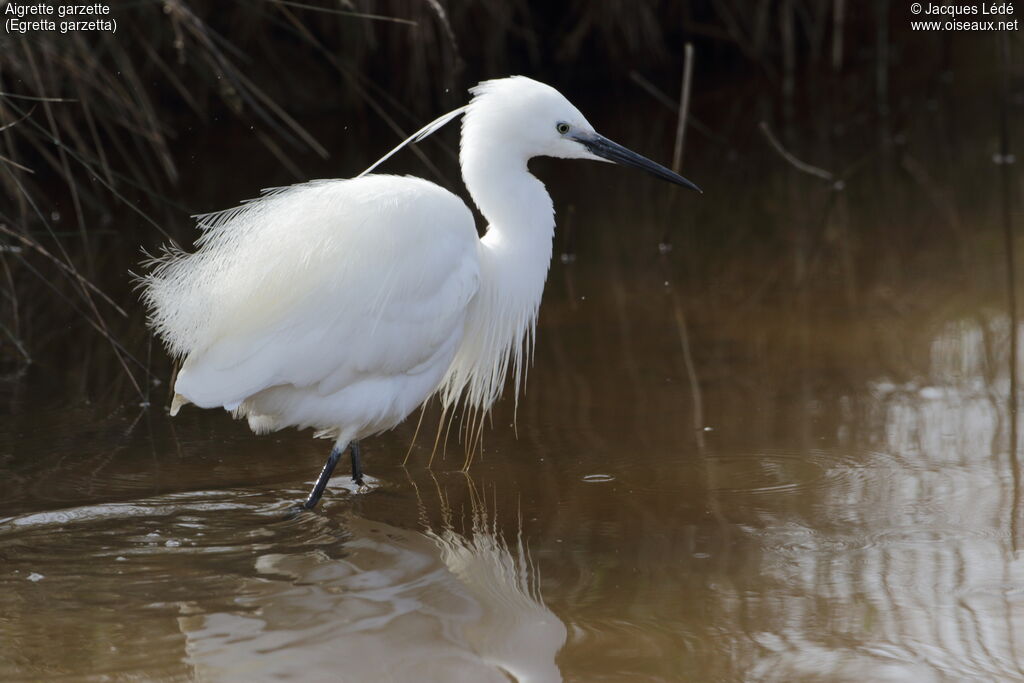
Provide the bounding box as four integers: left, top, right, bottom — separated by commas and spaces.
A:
0, 0, 1020, 407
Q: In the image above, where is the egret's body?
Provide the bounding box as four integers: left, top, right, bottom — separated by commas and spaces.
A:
142, 76, 698, 509
158, 175, 479, 447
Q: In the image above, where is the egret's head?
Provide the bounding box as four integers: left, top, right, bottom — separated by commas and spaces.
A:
463, 76, 701, 192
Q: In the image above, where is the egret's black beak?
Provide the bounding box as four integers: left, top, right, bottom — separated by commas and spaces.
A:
571, 131, 702, 193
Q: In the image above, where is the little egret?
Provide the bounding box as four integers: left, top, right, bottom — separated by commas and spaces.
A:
141, 76, 700, 510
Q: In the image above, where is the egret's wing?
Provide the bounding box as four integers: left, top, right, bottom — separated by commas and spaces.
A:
142, 175, 479, 410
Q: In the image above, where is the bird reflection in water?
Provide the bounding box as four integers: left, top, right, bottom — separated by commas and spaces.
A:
177, 474, 566, 682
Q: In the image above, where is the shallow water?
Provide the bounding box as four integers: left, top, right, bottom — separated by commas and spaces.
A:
5, 248, 1022, 681
3, 90, 1023, 680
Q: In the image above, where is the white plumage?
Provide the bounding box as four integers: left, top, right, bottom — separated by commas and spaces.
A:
141, 76, 698, 505
145, 175, 478, 445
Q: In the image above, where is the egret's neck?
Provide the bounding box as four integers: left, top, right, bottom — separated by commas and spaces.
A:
439, 144, 555, 413
461, 146, 555, 260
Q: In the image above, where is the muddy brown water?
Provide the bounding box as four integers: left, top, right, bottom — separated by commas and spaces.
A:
2, 94, 1022, 681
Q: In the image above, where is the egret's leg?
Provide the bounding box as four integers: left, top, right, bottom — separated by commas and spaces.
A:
350, 440, 365, 487
301, 444, 344, 510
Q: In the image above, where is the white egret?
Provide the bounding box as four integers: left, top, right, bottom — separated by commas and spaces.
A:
141, 76, 700, 510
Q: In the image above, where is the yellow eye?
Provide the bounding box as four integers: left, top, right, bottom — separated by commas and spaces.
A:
556, 122, 570, 135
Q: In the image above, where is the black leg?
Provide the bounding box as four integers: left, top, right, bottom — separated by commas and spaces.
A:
350, 440, 365, 487
301, 444, 343, 510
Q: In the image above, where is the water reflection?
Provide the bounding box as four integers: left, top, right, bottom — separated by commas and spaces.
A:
185, 482, 563, 682
517, 287, 1024, 680
0, 477, 565, 682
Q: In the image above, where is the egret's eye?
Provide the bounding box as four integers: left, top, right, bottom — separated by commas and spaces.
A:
556, 122, 570, 135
